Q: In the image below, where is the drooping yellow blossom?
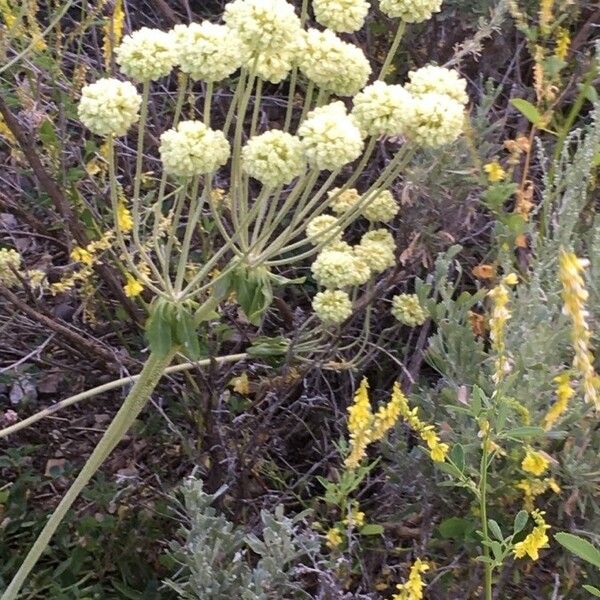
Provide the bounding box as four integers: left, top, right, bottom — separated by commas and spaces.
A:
544, 372, 575, 430
516, 477, 560, 511
488, 274, 518, 384
123, 273, 143, 297
484, 161, 506, 183
345, 378, 374, 469
116, 202, 134, 233
555, 27, 570, 61
559, 249, 600, 409
521, 448, 550, 477
392, 559, 429, 600
70, 246, 94, 266
513, 510, 550, 561
325, 527, 343, 549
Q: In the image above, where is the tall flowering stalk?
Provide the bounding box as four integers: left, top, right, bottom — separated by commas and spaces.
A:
2, 0, 469, 596
558, 249, 600, 409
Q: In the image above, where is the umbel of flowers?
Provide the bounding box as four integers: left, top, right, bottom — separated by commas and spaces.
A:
3, 0, 468, 597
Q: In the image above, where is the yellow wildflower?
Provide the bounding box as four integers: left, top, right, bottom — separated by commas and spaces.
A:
555, 27, 570, 61
516, 477, 560, 511
513, 510, 550, 561
483, 161, 506, 183
521, 448, 550, 477
371, 382, 404, 441
544, 372, 575, 430
325, 527, 343, 549
70, 246, 94, 266
116, 202, 134, 233
343, 503, 366, 528
488, 276, 517, 384
231, 372, 251, 395
345, 378, 374, 469
559, 249, 600, 409
123, 273, 143, 297
393, 558, 429, 600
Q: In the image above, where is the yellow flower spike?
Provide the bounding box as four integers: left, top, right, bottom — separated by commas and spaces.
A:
325, 527, 343, 549
116, 202, 134, 233
123, 273, 143, 297
344, 378, 374, 469
544, 372, 575, 430
513, 510, 550, 561
488, 280, 513, 384
555, 27, 570, 61
521, 448, 550, 477
392, 558, 430, 600
371, 382, 405, 441
483, 160, 506, 183
70, 246, 94, 266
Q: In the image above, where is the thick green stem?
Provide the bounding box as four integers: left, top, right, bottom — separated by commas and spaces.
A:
379, 21, 406, 81
479, 432, 493, 600
1, 349, 176, 600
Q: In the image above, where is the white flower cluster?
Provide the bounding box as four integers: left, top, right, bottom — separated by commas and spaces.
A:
313, 0, 370, 33
298, 102, 364, 170
328, 188, 361, 215
352, 81, 413, 136
362, 190, 399, 222
305, 214, 343, 245
242, 130, 305, 187
159, 121, 230, 177
115, 27, 176, 82
298, 29, 371, 96
172, 22, 243, 82
379, 0, 442, 22
391, 293, 428, 325
406, 65, 468, 105
312, 289, 353, 323
78, 79, 142, 137
311, 248, 371, 288
354, 229, 395, 273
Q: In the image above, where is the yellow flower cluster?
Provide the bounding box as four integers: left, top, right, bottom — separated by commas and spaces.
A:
312, 289, 353, 324
521, 448, 549, 477
325, 526, 343, 549
543, 372, 575, 430
123, 273, 144, 297
391, 293, 428, 327
513, 510, 550, 561
487, 273, 518, 384
392, 559, 429, 600
355, 234, 395, 275
516, 477, 560, 511
345, 379, 404, 468
311, 248, 371, 288
483, 161, 506, 183
0, 247, 22, 287
305, 215, 343, 245
558, 249, 600, 409
313, 0, 370, 33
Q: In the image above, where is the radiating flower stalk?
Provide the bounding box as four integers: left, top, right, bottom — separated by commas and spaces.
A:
2, 0, 469, 596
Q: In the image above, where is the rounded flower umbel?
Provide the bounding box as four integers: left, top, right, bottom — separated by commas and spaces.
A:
298, 102, 364, 171
115, 27, 176, 82
404, 92, 465, 148
242, 130, 305, 187
328, 187, 361, 215
355, 236, 395, 274
379, 0, 442, 22
78, 79, 142, 137
311, 248, 370, 288
361, 189, 399, 222
172, 22, 243, 82
298, 28, 371, 96
313, 0, 370, 33
406, 65, 468, 106
159, 121, 230, 177
392, 293, 428, 326
312, 289, 353, 324
352, 81, 413, 137
305, 215, 343, 245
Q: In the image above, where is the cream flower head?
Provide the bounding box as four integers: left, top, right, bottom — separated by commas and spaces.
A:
298, 102, 364, 171
355, 237, 395, 274
361, 228, 395, 251
379, 0, 442, 22
406, 65, 468, 105
312, 289, 353, 323
352, 81, 414, 136
313, 0, 370, 33
391, 293, 428, 326
224, 0, 302, 54
115, 27, 176, 82
305, 214, 343, 245
242, 130, 305, 187
159, 121, 231, 177
328, 187, 361, 215
172, 22, 243, 82
298, 28, 371, 96
362, 190, 399, 222
312, 248, 371, 287
78, 79, 142, 136
0, 248, 22, 287
403, 92, 464, 147
253, 50, 295, 83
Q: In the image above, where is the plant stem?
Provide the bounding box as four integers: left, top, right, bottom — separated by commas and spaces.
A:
479, 431, 493, 600
378, 21, 406, 81
1, 349, 177, 600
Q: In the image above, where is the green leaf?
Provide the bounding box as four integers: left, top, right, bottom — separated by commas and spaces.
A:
434, 460, 464, 479
513, 511, 529, 535
145, 300, 173, 358
247, 336, 290, 358
499, 426, 545, 440
583, 585, 600, 597
359, 524, 384, 536
488, 520, 503, 542
449, 443, 465, 473
438, 517, 473, 541
174, 305, 201, 360
555, 533, 600, 569
511, 98, 542, 125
